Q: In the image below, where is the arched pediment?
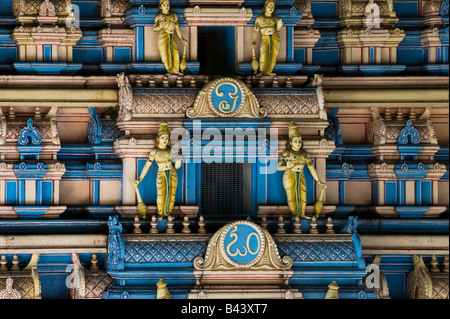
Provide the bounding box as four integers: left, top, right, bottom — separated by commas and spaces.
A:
186, 77, 267, 119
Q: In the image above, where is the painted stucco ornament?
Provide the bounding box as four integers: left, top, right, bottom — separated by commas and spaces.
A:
277, 122, 327, 218
156, 279, 172, 299
153, 0, 188, 75
365, 0, 381, 28
251, 0, 283, 76
194, 220, 292, 271
134, 121, 182, 220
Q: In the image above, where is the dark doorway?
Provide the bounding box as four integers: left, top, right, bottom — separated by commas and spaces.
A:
198, 27, 236, 75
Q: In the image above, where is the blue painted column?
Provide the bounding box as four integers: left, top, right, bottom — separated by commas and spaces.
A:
125, 5, 158, 63
286, 26, 294, 62
92, 180, 100, 206
134, 26, 145, 62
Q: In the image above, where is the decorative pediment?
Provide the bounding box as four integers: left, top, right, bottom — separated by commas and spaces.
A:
193, 221, 292, 271
186, 78, 267, 119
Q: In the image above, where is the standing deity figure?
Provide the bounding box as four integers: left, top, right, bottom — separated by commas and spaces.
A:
251, 0, 283, 76
365, 0, 381, 28
134, 122, 182, 219
277, 122, 327, 219
153, 0, 188, 75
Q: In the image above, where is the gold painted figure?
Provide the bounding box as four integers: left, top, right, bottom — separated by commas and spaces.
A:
153, 0, 188, 75
278, 122, 327, 219
251, 0, 283, 76
134, 122, 182, 220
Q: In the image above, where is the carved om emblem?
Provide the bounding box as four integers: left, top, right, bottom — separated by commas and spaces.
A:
209, 79, 244, 117
214, 82, 241, 114
226, 225, 261, 257
222, 222, 263, 266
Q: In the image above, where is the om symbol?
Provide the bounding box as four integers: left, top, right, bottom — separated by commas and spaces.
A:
224, 224, 261, 265
211, 82, 243, 114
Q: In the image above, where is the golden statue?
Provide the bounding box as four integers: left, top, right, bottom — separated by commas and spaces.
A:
251, 0, 283, 76
156, 279, 172, 299
153, 0, 188, 75
277, 122, 327, 219
324, 281, 340, 299
134, 122, 182, 220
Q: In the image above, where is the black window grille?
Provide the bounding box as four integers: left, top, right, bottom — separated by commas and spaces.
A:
200, 163, 253, 217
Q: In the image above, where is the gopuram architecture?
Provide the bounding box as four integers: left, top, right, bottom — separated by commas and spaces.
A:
0, 0, 448, 301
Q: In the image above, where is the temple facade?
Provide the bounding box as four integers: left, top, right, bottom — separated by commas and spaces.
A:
0, 0, 448, 300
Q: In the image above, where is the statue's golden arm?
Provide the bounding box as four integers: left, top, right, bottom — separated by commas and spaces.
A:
306, 161, 327, 189
251, 22, 260, 49
277, 161, 287, 171
277, 151, 289, 171
134, 152, 156, 185
175, 22, 188, 46
153, 17, 162, 31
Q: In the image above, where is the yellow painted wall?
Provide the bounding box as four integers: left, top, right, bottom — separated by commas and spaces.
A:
344, 181, 373, 205
59, 181, 90, 205
99, 181, 122, 205
438, 182, 449, 206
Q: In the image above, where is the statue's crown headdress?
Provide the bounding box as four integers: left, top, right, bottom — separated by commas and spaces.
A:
288, 121, 302, 140
158, 121, 170, 136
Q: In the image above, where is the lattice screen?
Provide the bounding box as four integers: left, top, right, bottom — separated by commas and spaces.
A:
200, 163, 252, 217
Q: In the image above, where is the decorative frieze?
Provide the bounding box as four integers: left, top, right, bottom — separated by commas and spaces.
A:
68, 253, 114, 299
406, 255, 449, 299
367, 107, 439, 160
132, 93, 196, 115
0, 254, 41, 299
184, 6, 253, 26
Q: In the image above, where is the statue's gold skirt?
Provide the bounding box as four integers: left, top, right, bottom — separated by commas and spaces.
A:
158, 32, 180, 73
156, 168, 178, 217
283, 169, 307, 217
259, 33, 280, 74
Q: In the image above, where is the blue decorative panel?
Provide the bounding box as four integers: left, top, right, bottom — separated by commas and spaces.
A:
73, 0, 101, 18
5, 181, 17, 205
421, 181, 432, 205
0, 28, 17, 64
44, 45, 52, 62
0, 0, 13, 15
312, 32, 339, 66
393, 1, 419, 18
385, 181, 397, 205
277, 241, 357, 262
265, 170, 286, 205
114, 47, 131, 64
42, 180, 53, 205
73, 31, 103, 64
385, 273, 407, 299
39, 274, 69, 299
294, 48, 305, 63
124, 241, 207, 263
310, 2, 338, 18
